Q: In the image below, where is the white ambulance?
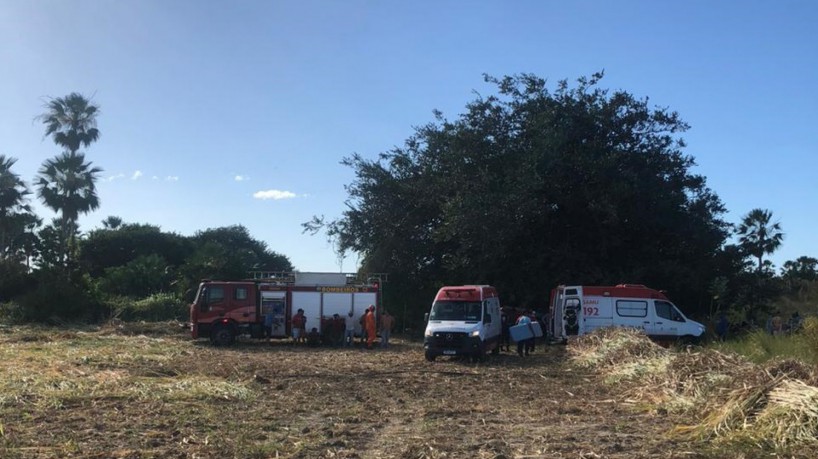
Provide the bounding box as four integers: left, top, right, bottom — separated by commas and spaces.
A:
548, 284, 705, 343
423, 285, 502, 361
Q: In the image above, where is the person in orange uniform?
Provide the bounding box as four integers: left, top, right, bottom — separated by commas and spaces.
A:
364, 305, 377, 349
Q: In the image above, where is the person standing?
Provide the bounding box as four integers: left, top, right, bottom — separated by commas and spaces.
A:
358, 312, 367, 346
364, 305, 377, 349
344, 311, 356, 347
526, 310, 538, 354
788, 312, 803, 334
516, 312, 534, 357
716, 313, 729, 342
500, 307, 511, 352
380, 310, 395, 348
771, 312, 784, 337
291, 308, 306, 344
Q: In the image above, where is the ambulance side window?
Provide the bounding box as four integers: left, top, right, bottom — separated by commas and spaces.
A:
616, 300, 647, 317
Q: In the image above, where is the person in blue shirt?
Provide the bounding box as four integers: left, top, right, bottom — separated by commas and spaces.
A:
516, 312, 535, 357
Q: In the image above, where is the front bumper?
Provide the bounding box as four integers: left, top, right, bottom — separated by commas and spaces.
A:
424, 332, 483, 356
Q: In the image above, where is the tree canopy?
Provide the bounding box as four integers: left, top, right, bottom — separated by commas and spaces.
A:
314, 73, 731, 317
38, 93, 101, 155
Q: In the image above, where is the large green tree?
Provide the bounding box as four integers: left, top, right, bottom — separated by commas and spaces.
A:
38, 93, 101, 155
0, 155, 34, 260
79, 223, 191, 277
311, 73, 730, 321
35, 152, 102, 267
176, 225, 293, 300
736, 208, 784, 273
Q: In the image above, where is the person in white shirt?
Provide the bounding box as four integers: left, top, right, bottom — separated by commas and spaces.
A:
344, 311, 356, 347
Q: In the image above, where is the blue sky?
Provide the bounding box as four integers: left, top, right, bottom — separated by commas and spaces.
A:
1, 0, 816, 273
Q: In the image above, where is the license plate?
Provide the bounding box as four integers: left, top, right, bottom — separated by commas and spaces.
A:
443, 350, 456, 355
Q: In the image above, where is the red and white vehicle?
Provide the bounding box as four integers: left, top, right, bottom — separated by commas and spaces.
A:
190, 272, 380, 346
423, 285, 502, 361
548, 284, 705, 343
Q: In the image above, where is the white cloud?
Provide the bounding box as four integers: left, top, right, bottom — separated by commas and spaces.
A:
235, 175, 250, 181
165, 176, 179, 182
152, 175, 159, 180
105, 173, 125, 182
253, 189, 297, 200
131, 170, 143, 180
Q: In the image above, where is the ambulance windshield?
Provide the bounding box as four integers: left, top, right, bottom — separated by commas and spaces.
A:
429, 301, 483, 322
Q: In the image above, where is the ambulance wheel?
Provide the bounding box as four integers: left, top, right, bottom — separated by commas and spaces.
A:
679, 335, 700, 346
472, 348, 487, 363
211, 326, 235, 346
425, 351, 436, 362
491, 344, 500, 355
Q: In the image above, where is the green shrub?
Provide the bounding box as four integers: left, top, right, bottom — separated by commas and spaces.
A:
15, 272, 104, 323
713, 325, 818, 365
0, 300, 23, 323
801, 317, 818, 353
0, 260, 34, 300
107, 293, 187, 322
97, 254, 173, 297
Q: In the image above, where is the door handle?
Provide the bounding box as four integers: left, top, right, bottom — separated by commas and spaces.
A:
655, 321, 663, 325
643, 321, 650, 324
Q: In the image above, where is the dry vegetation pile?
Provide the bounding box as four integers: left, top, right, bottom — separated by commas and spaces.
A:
569, 328, 818, 452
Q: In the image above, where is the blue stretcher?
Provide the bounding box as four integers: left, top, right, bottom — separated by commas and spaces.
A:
510, 321, 543, 342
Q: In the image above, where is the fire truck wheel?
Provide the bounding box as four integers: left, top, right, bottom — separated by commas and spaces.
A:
211, 326, 235, 346
424, 351, 436, 362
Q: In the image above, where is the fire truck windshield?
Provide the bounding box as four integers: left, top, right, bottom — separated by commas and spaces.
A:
429, 301, 483, 321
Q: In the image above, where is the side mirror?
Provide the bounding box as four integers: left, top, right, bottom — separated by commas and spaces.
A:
424, 313, 429, 322
484, 314, 492, 324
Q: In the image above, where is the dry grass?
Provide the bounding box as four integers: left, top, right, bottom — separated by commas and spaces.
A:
2, 323, 817, 458
570, 327, 818, 453
0, 323, 710, 459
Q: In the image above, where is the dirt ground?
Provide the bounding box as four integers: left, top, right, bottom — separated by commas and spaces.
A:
0, 324, 793, 458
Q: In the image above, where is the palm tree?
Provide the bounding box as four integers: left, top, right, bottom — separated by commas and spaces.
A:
38, 93, 100, 154
35, 152, 103, 266
101, 215, 123, 229
736, 208, 784, 273
0, 155, 32, 259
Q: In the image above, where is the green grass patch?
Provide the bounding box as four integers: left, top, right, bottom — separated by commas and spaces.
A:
712, 327, 818, 365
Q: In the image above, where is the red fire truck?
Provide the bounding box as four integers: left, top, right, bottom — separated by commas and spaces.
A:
189, 272, 381, 346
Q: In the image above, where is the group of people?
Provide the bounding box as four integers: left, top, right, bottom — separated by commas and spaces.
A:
289, 306, 395, 349
501, 308, 544, 357
766, 311, 803, 337
715, 311, 805, 341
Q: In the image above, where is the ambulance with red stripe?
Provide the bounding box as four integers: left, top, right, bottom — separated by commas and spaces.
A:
548, 284, 705, 343
423, 285, 502, 361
